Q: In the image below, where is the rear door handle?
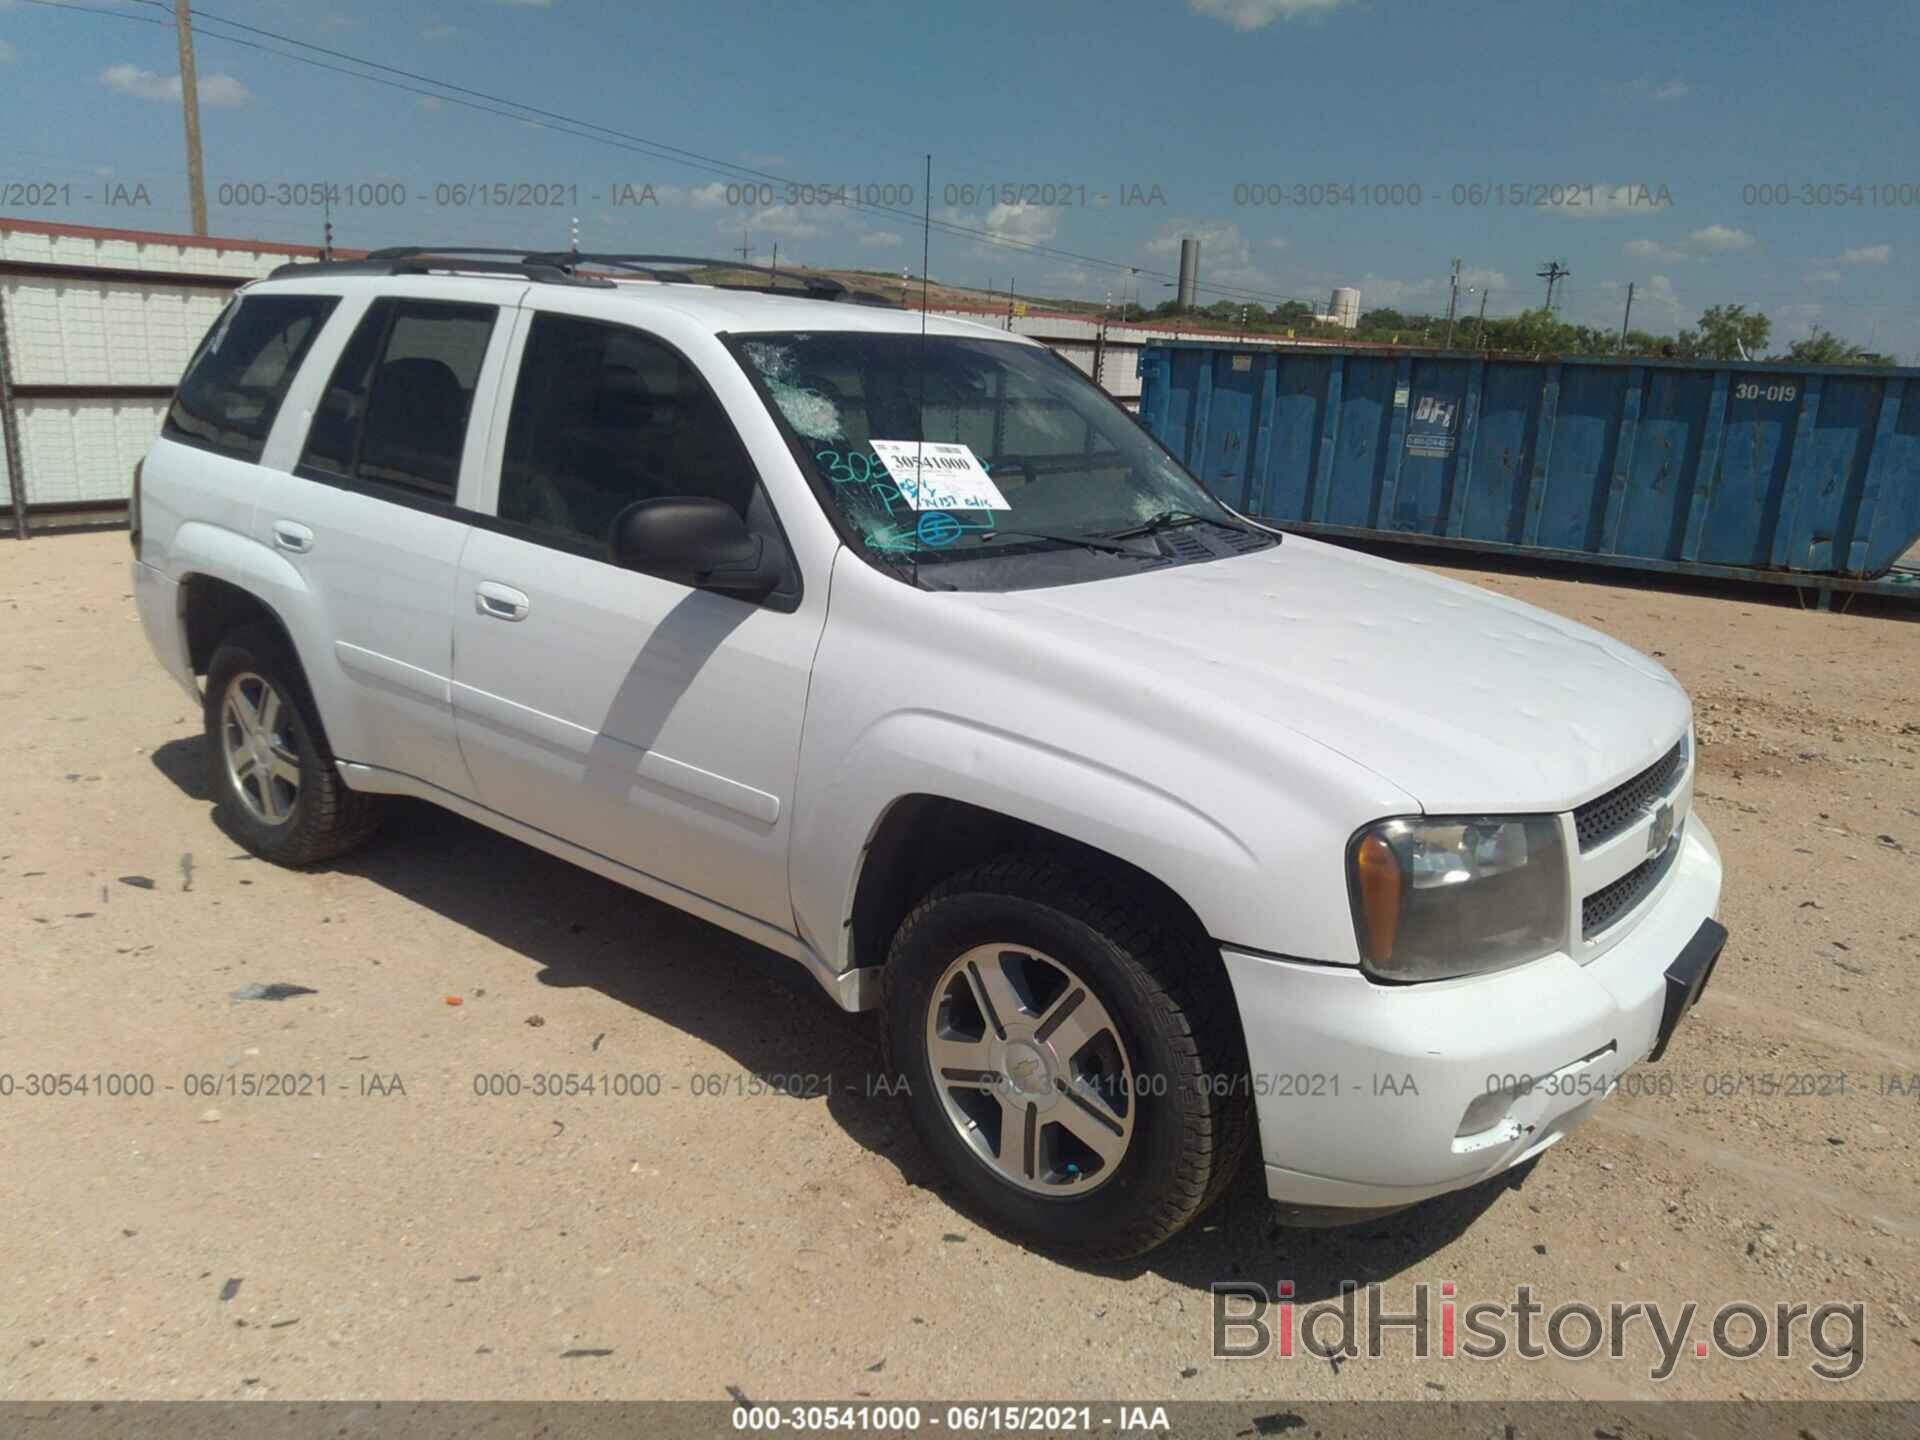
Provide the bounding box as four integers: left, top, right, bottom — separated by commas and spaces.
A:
272, 521, 314, 554
475, 581, 531, 622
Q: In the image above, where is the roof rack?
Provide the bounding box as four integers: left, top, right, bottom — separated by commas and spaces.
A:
540, 252, 845, 297
266, 246, 898, 304
268, 247, 612, 286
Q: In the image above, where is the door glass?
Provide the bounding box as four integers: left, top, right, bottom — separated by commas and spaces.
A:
498, 313, 760, 548
164, 294, 338, 462
297, 299, 497, 502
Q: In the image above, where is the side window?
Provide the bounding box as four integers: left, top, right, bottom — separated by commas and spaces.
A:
164, 294, 338, 462
498, 313, 761, 548
296, 299, 497, 503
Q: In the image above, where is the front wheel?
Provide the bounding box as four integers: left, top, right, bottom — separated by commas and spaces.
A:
881, 855, 1251, 1260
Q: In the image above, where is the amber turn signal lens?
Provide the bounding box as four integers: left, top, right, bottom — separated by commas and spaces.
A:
1352, 830, 1403, 964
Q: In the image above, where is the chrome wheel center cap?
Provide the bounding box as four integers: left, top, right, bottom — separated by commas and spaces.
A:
999, 1037, 1055, 1099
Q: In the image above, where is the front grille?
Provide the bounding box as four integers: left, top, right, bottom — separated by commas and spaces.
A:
1574, 738, 1686, 851
1582, 832, 1682, 938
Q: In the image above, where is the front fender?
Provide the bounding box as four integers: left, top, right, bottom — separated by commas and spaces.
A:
789, 707, 1356, 972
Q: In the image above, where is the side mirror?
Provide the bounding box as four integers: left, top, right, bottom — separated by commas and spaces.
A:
610, 497, 783, 598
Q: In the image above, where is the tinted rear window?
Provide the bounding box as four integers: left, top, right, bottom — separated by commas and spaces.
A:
296, 298, 497, 503
164, 294, 338, 463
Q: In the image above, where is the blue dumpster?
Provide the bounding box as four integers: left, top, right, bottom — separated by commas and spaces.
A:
1137, 343, 1920, 593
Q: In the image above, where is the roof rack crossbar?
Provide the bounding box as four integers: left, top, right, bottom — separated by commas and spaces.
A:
266, 250, 612, 286
539, 252, 846, 297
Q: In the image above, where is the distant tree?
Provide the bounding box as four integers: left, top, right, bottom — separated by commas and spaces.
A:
1357, 307, 1409, 332
1778, 327, 1870, 365
1677, 304, 1771, 360
1499, 307, 1581, 353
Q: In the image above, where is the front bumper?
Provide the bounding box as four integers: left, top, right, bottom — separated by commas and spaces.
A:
1222, 816, 1723, 1211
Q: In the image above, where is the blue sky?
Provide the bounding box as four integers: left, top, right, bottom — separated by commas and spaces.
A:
3, 0, 1917, 354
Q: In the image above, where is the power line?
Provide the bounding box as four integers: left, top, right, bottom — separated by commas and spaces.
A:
77, 0, 1310, 308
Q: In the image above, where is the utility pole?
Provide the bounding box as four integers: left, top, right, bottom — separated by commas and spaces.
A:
321, 194, 333, 262
736, 231, 753, 266
1618, 282, 1635, 351
1444, 258, 1462, 347
174, 0, 208, 235
1476, 287, 1490, 347
769, 242, 777, 281
1536, 259, 1570, 312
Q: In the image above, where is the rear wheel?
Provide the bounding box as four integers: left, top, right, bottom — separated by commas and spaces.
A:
881, 855, 1251, 1260
204, 628, 379, 865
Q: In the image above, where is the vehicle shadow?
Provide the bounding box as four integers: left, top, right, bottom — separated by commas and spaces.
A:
151, 733, 1522, 1297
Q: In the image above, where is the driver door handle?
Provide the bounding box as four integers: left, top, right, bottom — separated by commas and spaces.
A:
475, 581, 531, 622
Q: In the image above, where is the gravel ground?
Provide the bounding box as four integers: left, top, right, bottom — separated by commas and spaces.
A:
2, 531, 1916, 1402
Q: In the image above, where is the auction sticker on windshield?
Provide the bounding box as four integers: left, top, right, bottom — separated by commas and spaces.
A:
868, 440, 1011, 511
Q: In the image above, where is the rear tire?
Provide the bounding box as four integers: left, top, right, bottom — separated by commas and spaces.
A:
203, 626, 380, 866
880, 854, 1251, 1260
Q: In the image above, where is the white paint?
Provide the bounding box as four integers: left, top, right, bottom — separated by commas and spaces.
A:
133, 264, 1725, 1220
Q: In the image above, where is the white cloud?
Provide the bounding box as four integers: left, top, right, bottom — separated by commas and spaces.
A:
198, 74, 251, 105
1457, 265, 1507, 292
1839, 243, 1892, 264
1188, 0, 1354, 31
858, 230, 903, 249
0, 39, 16, 64
1687, 223, 1753, 251
1625, 237, 1688, 263
1545, 181, 1673, 218
1144, 221, 1285, 300
980, 202, 1059, 247
1643, 274, 1682, 316
1145, 218, 1249, 263
721, 204, 820, 241
1621, 225, 1755, 265
1633, 76, 1690, 101
100, 63, 251, 106
1808, 267, 1844, 286
686, 182, 730, 208
417, 96, 443, 111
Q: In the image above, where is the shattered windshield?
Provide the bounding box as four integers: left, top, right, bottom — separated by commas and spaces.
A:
734, 331, 1246, 561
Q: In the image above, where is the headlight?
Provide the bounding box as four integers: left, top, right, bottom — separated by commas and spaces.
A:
1347, 816, 1568, 981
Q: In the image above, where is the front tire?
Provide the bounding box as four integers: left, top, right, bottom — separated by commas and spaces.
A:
881, 855, 1251, 1260
204, 627, 379, 866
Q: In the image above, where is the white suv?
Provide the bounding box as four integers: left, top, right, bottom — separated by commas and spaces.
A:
133, 250, 1725, 1258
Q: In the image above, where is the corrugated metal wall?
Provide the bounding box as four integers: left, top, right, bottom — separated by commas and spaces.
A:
0, 222, 327, 519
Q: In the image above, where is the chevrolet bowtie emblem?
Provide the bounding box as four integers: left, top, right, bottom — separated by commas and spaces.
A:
1647, 801, 1676, 858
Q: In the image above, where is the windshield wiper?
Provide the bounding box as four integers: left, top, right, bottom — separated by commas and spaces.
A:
1098, 508, 1253, 541
962, 527, 1157, 558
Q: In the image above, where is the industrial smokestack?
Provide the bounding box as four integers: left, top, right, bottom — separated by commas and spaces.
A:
1176, 236, 1200, 309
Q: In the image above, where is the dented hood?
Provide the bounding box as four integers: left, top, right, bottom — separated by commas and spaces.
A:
997, 533, 1690, 814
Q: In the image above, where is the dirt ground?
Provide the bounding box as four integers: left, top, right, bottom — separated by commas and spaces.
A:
1, 530, 1915, 1403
